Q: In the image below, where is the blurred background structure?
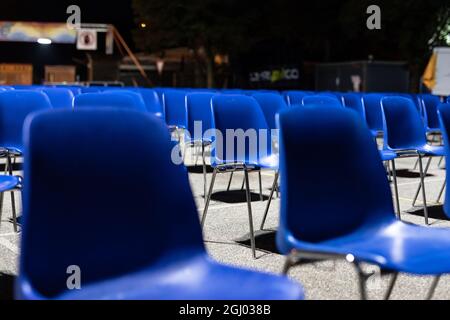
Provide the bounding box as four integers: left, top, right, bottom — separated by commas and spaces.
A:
0, 0, 448, 92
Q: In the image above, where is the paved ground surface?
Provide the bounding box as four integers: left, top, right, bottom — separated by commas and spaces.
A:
1, 144, 450, 300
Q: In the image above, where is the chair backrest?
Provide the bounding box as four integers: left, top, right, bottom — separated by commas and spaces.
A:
0, 91, 52, 151
381, 96, 427, 150
362, 94, 384, 133
80, 87, 102, 94
138, 88, 164, 118
283, 91, 312, 107
252, 93, 287, 130
74, 92, 147, 112
211, 95, 271, 166
162, 90, 188, 128
421, 94, 441, 131
438, 103, 450, 217
19, 108, 204, 298
276, 105, 394, 251
342, 93, 366, 121
186, 92, 215, 142
41, 88, 74, 109
302, 95, 342, 107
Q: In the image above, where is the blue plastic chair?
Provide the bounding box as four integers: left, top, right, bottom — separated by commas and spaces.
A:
302, 95, 342, 107
0, 91, 51, 232
202, 95, 278, 258
0, 91, 52, 155
421, 94, 442, 134
438, 103, 450, 217
185, 92, 216, 200
74, 92, 147, 112
362, 94, 385, 137
283, 91, 312, 107
138, 88, 164, 118
251, 93, 287, 228
41, 88, 74, 109
381, 96, 444, 224
252, 93, 288, 131
162, 90, 188, 133
277, 104, 450, 300
16, 108, 304, 300
343, 94, 365, 121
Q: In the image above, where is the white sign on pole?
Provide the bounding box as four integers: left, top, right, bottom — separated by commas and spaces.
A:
77, 29, 98, 51
433, 47, 450, 96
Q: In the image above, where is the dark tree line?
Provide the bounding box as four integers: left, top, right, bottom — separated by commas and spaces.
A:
132, 0, 449, 89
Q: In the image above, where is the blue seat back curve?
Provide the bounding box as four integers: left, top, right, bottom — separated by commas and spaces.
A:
163, 90, 188, 128
74, 92, 147, 112
252, 93, 287, 130
211, 95, 271, 166
302, 95, 342, 107
421, 94, 441, 131
0, 91, 52, 151
41, 88, 74, 109
438, 104, 450, 217
381, 96, 427, 151
362, 94, 384, 133
186, 92, 215, 143
19, 109, 204, 298
276, 106, 394, 252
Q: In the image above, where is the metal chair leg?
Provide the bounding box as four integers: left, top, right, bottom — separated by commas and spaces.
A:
226, 172, 234, 192
201, 168, 217, 228
391, 160, 401, 220
436, 179, 446, 204
384, 273, 399, 300
258, 170, 263, 202
201, 144, 207, 203
10, 191, 17, 233
260, 171, 279, 230
195, 145, 200, 166
282, 253, 295, 275
412, 156, 432, 207
418, 154, 430, 225
240, 175, 245, 191
244, 169, 257, 259
0, 192, 3, 231
353, 263, 368, 300
426, 276, 441, 300
413, 158, 419, 171
438, 156, 444, 168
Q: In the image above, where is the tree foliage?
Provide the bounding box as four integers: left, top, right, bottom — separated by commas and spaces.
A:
132, 0, 449, 88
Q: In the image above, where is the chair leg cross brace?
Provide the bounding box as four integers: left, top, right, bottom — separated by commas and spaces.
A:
202, 167, 258, 259
260, 171, 279, 230
412, 155, 431, 225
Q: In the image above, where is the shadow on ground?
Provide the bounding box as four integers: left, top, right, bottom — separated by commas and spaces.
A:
210, 190, 269, 203
394, 169, 434, 179
235, 230, 279, 254
0, 273, 15, 300
186, 165, 215, 174
406, 204, 450, 221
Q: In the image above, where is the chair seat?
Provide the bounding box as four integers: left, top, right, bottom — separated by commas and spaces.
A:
388, 145, 445, 157
211, 154, 279, 171
0, 175, 20, 192
282, 219, 450, 275
416, 145, 445, 157
56, 253, 304, 300
379, 150, 397, 162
